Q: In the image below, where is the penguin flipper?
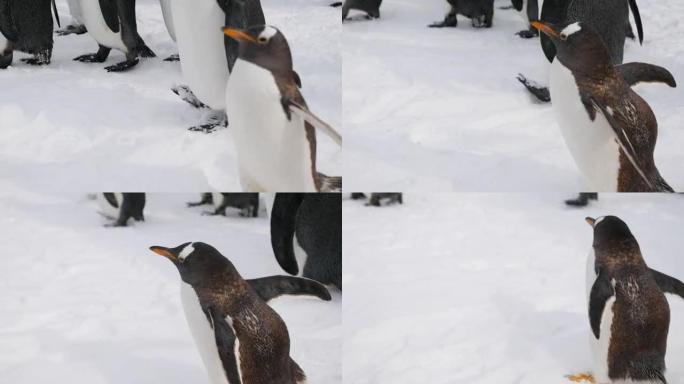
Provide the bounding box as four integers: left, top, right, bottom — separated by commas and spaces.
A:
650, 268, 684, 299
271, 194, 305, 276
617, 63, 676, 88
103, 193, 119, 208
247, 276, 332, 303
98, 0, 120, 33
206, 307, 244, 384
581, 93, 655, 190
288, 101, 342, 146
589, 269, 614, 339
628, 0, 644, 45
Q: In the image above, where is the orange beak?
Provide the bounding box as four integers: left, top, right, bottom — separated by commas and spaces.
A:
531, 21, 559, 38
223, 28, 258, 43
150, 246, 178, 261
585, 217, 596, 227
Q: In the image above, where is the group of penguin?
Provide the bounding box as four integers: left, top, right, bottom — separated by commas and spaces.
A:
345, 0, 679, 193
100, 192, 341, 384
0, 0, 342, 192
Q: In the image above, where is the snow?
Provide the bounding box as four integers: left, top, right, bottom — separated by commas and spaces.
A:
343, 0, 684, 192
344, 193, 684, 383
0, 0, 340, 192
0, 191, 341, 383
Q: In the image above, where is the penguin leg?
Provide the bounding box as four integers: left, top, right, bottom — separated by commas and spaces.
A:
566, 373, 595, 383
187, 193, 213, 207
56, 24, 87, 36
135, 36, 156, 58
74, 45, 111, 63
188, 109, 228, 133
516, 73, 550, 103
171, 85, 208, 109
21, 48, 52, 66
350, 193, 367, 200
0, 51, 13, 69
163, 53, 180, 62
429, 9, 458, 27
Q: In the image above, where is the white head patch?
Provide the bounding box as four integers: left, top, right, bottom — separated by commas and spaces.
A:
179, 243, 195, 261
560, 22, 582, 39
258, 26, 278, 42
594, 216, 606, 227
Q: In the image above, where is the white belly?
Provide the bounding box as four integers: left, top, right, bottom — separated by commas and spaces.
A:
226, 60, 317, 192
586, 249, 596, 301
171, 0, 228, 110
592, 295, 615, 384
159, 0, 176, 41
293, 235, 308, 277
180, 283, 230, 384
550, 60, 619, 191
78, 0, 127, 53
96, 193, 123, 220
67, 0, 85, 25
0, 32, 8, 53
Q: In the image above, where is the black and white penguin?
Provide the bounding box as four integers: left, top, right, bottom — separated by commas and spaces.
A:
188, 193, 260, 217
223, 25, 343, 192
170, 0, 265, 132
270, 193, 342, 290
582, 216, 682, 383
342, 0, 382, 21
428, 0, 494, 29
368, 193, 403, 206
565, 193, 598, 207
533, 21, 676, 192
57, 0, 87, 36
97, 193, 146, 227
0, 0, 57, 68
150, 242, 330, 384
74, 0, 156, 72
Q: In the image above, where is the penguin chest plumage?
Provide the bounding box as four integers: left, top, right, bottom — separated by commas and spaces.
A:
78, 0, 127, 53
180, 283, 232, 384
159, 0, 176, 41
67, 0, 85, 25
226, 60, 317, 192
549, 59, 620, 191
0, 32, 8, 53
171, 0, 228, 110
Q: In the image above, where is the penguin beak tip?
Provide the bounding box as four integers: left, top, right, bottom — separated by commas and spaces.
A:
585, 217, 596, 227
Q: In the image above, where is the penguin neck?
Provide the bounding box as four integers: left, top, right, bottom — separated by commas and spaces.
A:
595, 242, 646, 270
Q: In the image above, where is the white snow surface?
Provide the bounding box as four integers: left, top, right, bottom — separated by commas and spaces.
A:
343, 0, 684, 192
344, 193, 684, 383
0, 191, 341, 383
0, 0, 340, 192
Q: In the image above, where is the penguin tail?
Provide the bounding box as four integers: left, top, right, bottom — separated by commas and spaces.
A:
290, 358, 307, 384
317, 173, 342, 192
247, 275, 332, 303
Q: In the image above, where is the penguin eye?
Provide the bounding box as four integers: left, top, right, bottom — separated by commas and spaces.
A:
560, 33, 568, 41
258, 36, 268, 44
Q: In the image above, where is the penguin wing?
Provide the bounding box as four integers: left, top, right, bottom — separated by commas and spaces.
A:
288, 101, 343, 146
98, 0, 120, 33
589, 269, 615, 339
650, 268, 684, 300
206, 307, 244, 384
271, 194, 305, 276
617, 63, 676, 88
581, 93, 655, 190
103, 193, 119, 208
0, 0, 19, 41
628, 0, 644, 45
247, 276, 332, 303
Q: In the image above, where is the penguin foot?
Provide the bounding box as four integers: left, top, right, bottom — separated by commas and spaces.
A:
74, 53, 108, 63
188, 110, 228, 133
56, 24, 87, 36
163, 54, 180, 62
105, 58, 139, 72
172, 85, 208, 109
429, 14, 458, 28
471, 15, 491, 28
516, 74, 551, 103
187, 122, 226, 134
516, 29, 539, 38
201, 210, 224, 216
20, 57, 50, 66
566, 373, 595, 383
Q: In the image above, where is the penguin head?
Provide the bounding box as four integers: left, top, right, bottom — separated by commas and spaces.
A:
223, 25, 293, 75
150, 242, 232, 286
532, 21, 612, 74
585, 216, 639, 252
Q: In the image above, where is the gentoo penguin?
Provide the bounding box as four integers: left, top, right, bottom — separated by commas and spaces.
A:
428, 0, 494, 29
0, 0, 57, 68
342, 0, 382, 21
223, 25, 343, 192
170, 0, 264, 132
158, 0, 178, 61
510, 0, 538, 37
368, 193, 403, 206
518, 0, 643, 102
187, 193, 260, 217
270, 193, 342, 290
74, 0, 156, 72
150, 242, 330, 384
534, 21, 676, 192
57, 0, 87, 36
565, 193, 598, 207
581, 216, 677, 384
97, 193, 146, 227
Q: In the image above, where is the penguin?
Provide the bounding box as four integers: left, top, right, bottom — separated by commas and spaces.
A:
350, 192, 367, 200
150, 242, 331, 384
158, 0, 178, 62
0, 0, 57, 69
74, 0, 156, 72
518, 0, 643, 102
170, 0, 264, 132
581, 216, 683, 383
342, 0, 382, 21
510, 0, 539, 38
188, 193, 260, 217
428, 0, 494, 29
368, 193, 403, 206
565, 193, 598, 207
270, 193, 342, 290
533, 21, 676, 192
97, 193, 146, 227
56, 0, 87, 36
223, 25, 343, 192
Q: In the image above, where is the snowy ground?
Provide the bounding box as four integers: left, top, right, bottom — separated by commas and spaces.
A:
344, 193, 684, 383
0, 0, 341, 192
0, 191, 341, 383
343, 0, 684, 192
